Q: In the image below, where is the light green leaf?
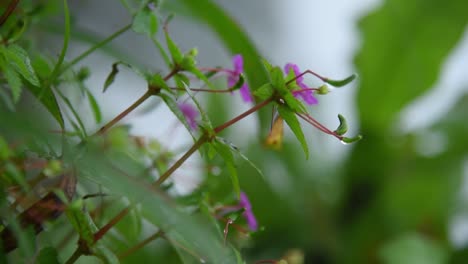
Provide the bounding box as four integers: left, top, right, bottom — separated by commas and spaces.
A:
132, 7, 158, 37
2, 44, 40, 86
86, 90, 102, 123
253, 83, 273, 100
165, 31, 184, 66
277, 104, 309, 159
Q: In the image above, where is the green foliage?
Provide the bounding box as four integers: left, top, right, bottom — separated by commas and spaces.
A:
277, 104, 308, 159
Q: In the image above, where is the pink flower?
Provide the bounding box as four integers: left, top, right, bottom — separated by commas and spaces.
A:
284, 63, 318, 105
239, 192, 258, 231
228, 55, 252, 103
178, 102, 198, 130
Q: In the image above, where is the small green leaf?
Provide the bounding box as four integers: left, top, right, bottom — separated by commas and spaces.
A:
103, 62, 121, 92
165, 30, 184, 65
173, 73, 190, 90
149, 73, 170, 93
2, 44, 40, 86
270, 66, 286, 93
132, 7, 158, 37
229, 73, 245, 91
341, 135, 363, 144
37, 247, 60, 264
261, 58, 273, 74
86, 90, 102, 123
0, 136, 11, 159
277, 104, 309, 159
325, 73, 357, 87
213, 140, 240, 197
334, 114, 348, 135
253, 83, 274, 100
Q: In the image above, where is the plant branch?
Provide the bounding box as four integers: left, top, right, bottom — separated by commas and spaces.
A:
118, 230, 163, 259
0, 0, 19, 27
61, 23, 132, 74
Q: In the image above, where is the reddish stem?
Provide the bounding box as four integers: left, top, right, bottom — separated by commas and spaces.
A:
0, 0, 20, 27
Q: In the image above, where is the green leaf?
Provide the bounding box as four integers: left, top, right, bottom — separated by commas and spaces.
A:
217, 137, 264, 180
66, 199, 97, 246
159, 93, 196, 138
25, 83, 64, 128
0, 58, 22, 102
282, 92, 307, 114
270, 66, 286, 94
132, 7, 158, 37
277, 104, 309, 159
212, 139, 240, 197
253, 83, 274, 100
103, 62, 122, 92
324, 73, 357, 87
341, 135, 363, 144
0, 136, 11, 159
2, 44, 40, 86
37, 247, 60, 264
86, 90, 102, 123
355, 0, 468, 130
165, 30, 184, 66
334, 114, 348, 135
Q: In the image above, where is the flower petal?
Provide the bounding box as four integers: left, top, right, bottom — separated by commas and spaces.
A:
232, 54, 244, 74
239, 84, 253, 103
284, 63, 303, 83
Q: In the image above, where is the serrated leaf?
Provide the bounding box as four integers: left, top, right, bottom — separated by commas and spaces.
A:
86, 90, 102, 123
132, 7, 158, 37
37, 247, 60, 264
253, 83, 274, 100
2, 44, 40, 86
212, 140, 240, 197
0, 59, 22, 102
277, 104, 309, 159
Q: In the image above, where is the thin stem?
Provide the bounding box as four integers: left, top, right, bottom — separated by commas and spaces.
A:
48, 0, 71, 83
93, 207, 129, 242
65, 246, 82, 264
286, 69, 327, 85
214, 98, 273, 134
154, 134, 208, 186
60, 23, 132, 74
118, 230, 163, 259
170, 86, 235, 93
95, 90, 152, 135
0, 0, 19, 27
297, 113, 343, 140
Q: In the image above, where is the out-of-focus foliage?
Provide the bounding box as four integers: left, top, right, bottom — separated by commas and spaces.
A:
1, 0, 468, 263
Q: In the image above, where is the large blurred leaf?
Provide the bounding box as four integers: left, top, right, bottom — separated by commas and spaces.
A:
355, 0, 468, 131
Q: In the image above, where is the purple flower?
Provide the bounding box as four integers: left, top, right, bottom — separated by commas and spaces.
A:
239, 192, 258, 231
178, 102, 199, 130
228, 54, 252, 103
284, 63, 318, 105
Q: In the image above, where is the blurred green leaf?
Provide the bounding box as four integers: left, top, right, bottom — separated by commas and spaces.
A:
379, 233, 448, 264
355, 0, 468, 130
212, 139, 240, 197
0, 57, 22, 102
86, 89, 102, 124
253, 83, 273, 100
37, 247, 60, 264
132, 7, 158, 37
25, 82, 64, 128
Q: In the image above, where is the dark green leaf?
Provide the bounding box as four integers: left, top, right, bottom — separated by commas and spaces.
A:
277, 104, 309, 159
103, 62, 121, 92
132, 7, 158, 37
37, 247, 60, 264
25, 83, 64, 128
